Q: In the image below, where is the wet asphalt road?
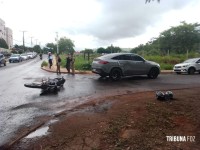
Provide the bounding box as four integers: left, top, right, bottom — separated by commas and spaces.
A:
1, 57, 200, 146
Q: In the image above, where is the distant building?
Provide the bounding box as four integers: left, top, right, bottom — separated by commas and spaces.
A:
5, 27, 13, 49
0, 18, 6, 39
0, 18, 13, 49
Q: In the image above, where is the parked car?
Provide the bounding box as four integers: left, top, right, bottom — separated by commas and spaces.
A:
9, 54, 23, 63
92, 53, 160, 80
32, 52, 37, 58
27, 52, 35, 59
173, 58, 200, 74
0, 53, 6, 66
1, 51, 11, 58
20, 53, 29, 60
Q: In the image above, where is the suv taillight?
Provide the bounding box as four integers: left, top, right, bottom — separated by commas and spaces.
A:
99, 60, 109, 64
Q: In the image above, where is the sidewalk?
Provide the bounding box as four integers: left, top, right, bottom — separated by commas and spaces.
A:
41, 66, 92, 74
41, 55, 92, 74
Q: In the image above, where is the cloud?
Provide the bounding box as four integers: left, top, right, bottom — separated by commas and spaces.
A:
65, 0, 194, 42
1, 0, 199, 49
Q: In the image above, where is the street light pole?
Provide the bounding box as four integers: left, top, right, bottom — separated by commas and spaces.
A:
35, 39, 38, 45
21, 31, 27, 52
56, 32, 59, 54
39, 42, 41, 54
30, 36, 33, 47
30, 36, 33, 51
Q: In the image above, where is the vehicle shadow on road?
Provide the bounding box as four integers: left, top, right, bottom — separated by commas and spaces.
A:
97, 75, 150, 83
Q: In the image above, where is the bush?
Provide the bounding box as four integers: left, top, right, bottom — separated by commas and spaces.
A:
160, 63, 173, 70
41, 60, 48, 67
81, 63, 92, 70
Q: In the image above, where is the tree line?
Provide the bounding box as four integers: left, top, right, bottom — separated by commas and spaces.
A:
131, 22, 200, 56
0, 38, 8, 49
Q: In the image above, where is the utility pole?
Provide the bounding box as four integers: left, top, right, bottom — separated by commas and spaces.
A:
30, 36, 33, 51
39, 42, 41, 54
35, 39, 38, 45
56, 32, 59, 54
21, 31, 27, 52
30, 36, 33, 47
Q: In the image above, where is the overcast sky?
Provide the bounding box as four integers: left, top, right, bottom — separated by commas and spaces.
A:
0, 0, 200, 50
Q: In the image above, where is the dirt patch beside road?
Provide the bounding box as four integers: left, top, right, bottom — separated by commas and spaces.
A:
12, 88, 200, 150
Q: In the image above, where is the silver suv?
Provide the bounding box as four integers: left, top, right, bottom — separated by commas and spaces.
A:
173, 58, 200, 74
0, 53, 6, 66
92, 53, 160, 80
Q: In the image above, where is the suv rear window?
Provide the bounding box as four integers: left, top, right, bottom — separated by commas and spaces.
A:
132, 55, 145, 61
112, 55, 132, 60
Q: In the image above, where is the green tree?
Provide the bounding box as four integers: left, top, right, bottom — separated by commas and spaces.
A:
83, 49, 94, 61
159, 22, 200, 54
106, 45, 122, 53
97, 47, 106, 54
58, 37, 75, 54
0, 38, 8, 49
131, 22, 200, 56
45, 43, 57, 53
33, 45, 42, 53
12, 44, 25, 53
84, 49, 94, 54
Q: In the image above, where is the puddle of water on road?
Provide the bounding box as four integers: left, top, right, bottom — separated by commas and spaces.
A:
25, 119, 59, 139
25, 126, 49, 138
47, 119, 59, 125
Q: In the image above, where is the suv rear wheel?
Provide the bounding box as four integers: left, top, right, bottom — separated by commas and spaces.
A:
110, 68, 122, 81
148, 68, 159, 79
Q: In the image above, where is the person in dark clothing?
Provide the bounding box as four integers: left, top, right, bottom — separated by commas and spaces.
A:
48, 52, 53, 69
66, 54, 72, 73
39, 53, 43, 60
56, 54, 61, 74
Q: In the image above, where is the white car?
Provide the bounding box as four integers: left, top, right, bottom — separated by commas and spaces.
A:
173, 58, 200, 74
27, 52, 34, 59
20, 53, 29, 60
9, 54, 23, 63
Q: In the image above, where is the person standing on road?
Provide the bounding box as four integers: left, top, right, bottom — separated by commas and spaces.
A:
48, 52, 53, 69
56, 54, 61, 74
66, 54, 72, 73
71, 54, 75, 75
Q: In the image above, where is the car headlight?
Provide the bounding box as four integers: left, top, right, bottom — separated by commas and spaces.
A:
182, 65, 189, 67
156, 63, 160, 67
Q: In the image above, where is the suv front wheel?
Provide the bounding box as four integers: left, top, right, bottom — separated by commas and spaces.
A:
109, 68, 122, 81
188, 67, 195, 75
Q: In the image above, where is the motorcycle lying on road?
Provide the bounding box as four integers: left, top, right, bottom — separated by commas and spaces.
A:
24, 77, 66, 95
